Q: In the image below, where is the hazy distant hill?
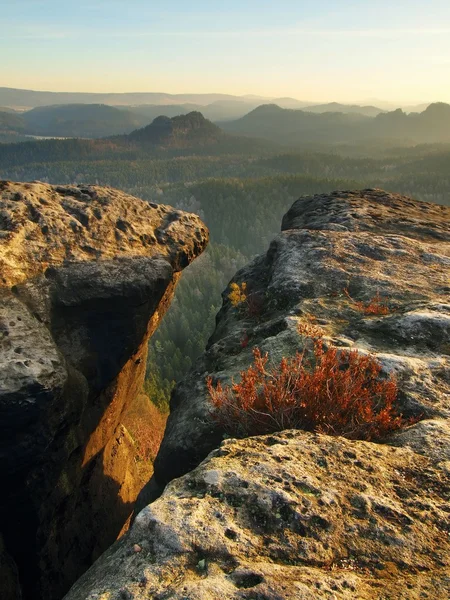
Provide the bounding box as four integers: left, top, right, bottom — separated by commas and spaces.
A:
125, 103, 202, 120
0, 86, 269, 109
303, 102, 384, 117
202, 100, 264, 121
372, 103, 450, 142
125, 100, 262, 123
0, 111, 26, 133
223, 103, 450, 145
271, 97, 314, 109
398, 103, 431, 114
22, 104, 148, 137
222, 104, 370, 145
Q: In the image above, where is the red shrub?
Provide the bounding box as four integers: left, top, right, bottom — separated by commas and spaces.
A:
207, 342, 408, 442
297, 314, 325, 339
344, 289, 390, 316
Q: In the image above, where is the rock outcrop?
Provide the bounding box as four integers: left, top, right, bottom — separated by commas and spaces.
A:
0, 181, 208, 600
127, 112, 222, 147
146, 188, 450, 494
66, 429, 450, 599
65, 189, 449, 599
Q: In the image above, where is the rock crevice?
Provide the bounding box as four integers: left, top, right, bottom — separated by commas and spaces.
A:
67, 189, 449, 599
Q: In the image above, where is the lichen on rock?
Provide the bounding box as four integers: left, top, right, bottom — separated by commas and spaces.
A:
66, 430, 450, 599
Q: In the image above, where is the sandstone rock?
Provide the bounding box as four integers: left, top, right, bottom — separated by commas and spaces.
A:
0, 534, 20, 600
64, 189, 450, 600
0, 181, 208, 600
146, 189, 449, 493
65, 430, 450, 599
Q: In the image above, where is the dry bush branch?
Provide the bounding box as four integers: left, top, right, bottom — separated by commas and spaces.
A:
207, 342, 414, 442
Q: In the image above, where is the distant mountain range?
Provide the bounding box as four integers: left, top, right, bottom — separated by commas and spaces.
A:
0, 87, 435, 115
0, 98, 312, 141
2, 86, 447, 146
303, 102, 384, 117
0, 112, 278, 168
1, 101, 450, 153
222, 102, 450, 145
0, 100, 384, 141
0, 87, 269, 109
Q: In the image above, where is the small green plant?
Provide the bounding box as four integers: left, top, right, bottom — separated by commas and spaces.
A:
207, 342, 412, 442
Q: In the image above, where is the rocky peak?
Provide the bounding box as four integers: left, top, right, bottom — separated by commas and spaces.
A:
65, 189, 450, 599
423, 101, 450, 118
0, 181, 208, 600
150, 189, 449, 487
0, 180, 205, 286
127, 111, 221, 146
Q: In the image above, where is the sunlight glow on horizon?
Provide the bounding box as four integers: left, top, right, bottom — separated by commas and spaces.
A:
2, 0, 450, 104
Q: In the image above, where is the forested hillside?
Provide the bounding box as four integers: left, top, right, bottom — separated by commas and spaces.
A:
1, 120, 449, 408
21, 104, 148, 137
223, 103, 450, 145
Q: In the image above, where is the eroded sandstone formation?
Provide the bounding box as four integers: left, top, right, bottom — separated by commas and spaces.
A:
66, 189, 449, 599
66, 430, 450, 599
0, 181, 208, 600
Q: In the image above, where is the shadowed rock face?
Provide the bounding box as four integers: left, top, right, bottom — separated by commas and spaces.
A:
0, 181, 208, 600
65, 189, 449, 599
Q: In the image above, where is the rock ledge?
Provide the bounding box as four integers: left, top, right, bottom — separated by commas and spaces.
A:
0, 181, 208, 600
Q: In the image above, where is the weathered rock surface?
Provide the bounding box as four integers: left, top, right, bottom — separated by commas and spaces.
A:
148, 189, 450, 492
66, 430, 450, 600
0, 181, 208, 600
66, 189, 449, 599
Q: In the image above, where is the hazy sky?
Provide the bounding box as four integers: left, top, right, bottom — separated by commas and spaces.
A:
2, 0, 450, 103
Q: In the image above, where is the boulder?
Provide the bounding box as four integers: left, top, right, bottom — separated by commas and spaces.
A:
65, 430, 450, 599
0, 180, 208, 600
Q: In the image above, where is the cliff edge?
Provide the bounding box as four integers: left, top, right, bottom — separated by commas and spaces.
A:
0, 181, 208, 600
66, 189, 449, 599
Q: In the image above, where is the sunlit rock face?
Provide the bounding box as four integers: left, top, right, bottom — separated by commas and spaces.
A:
0, 180, 208, 600
65, 189, 449, 600
147, 189, 450, 491
67, 430, 450, 600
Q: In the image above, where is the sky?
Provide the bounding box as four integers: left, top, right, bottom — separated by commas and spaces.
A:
2, 0, 450, 104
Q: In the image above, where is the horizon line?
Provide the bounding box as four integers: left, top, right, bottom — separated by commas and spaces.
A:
0, 85, 439, 109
